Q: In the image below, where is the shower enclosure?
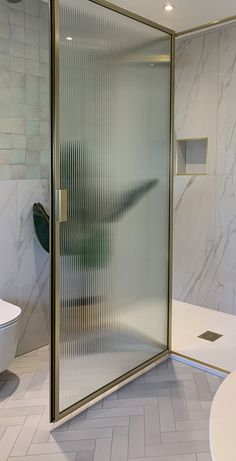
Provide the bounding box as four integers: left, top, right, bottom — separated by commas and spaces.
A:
50, 0, 174, 422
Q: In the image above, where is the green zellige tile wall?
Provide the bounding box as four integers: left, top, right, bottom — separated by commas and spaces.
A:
0, 0, 50, 180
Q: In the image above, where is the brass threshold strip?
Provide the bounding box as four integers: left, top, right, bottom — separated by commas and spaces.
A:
176, 14, 236, 37
170, 351, 229, 377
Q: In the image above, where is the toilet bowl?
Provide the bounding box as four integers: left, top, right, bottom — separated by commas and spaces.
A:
0, 299, 21, 373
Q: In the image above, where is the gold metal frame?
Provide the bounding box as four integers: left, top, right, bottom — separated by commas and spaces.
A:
50, 0, 175, 423
50, 0, 60, 422
176, 15, 236, 37
89, 0, 175, 35
167, 33, 175, 352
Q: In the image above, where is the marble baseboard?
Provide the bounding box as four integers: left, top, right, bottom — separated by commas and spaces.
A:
0, 179, 49, 355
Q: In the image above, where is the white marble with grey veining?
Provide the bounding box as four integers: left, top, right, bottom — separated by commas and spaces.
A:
174, 23, 236, 316
173, 175, 216, 309
213, 175, 236, 314
0, 181, 18, 302
16, 179, 49, 355
217, 25, 236, 174
175, 31, 218, 175
0, 179, 49, 355
174, 175, 236, 315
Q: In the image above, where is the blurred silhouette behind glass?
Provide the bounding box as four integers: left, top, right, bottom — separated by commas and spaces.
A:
61, 141, 158, 264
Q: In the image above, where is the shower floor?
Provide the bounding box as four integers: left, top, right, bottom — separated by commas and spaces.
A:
172, 299, 236, 372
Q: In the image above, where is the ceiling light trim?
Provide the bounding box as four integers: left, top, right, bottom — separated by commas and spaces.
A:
163, 4, 175, 12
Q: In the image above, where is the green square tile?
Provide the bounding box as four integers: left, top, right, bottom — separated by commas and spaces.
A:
11, 165, 26, 179
40, 150, 49, 164
11, 149, 25, 165
26, 164, 40, 179
26, 89, 40, 106
11, 87, 26, 104
26, 120, 40, 135
0, 149, 11, 164
40, 164, 49, 179
0, 165, 11, 179
26, 150, 40, 165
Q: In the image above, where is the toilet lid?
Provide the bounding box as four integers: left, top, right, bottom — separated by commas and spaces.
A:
0, 299, 21, 329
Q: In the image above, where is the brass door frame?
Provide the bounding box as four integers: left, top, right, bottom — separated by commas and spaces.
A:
176, 15, 236, 37
50, 0, 175, 423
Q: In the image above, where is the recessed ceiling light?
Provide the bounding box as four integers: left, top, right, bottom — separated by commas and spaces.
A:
163, 4, 175, 12
66, 36, 73, 41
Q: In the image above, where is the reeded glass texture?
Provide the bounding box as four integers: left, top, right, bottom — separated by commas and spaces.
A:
59, 0, 171, 412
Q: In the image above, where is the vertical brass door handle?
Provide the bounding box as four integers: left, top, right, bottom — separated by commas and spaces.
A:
55, 189, 68, 222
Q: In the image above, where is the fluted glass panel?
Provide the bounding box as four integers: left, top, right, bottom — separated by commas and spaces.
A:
58, 0, 171, 412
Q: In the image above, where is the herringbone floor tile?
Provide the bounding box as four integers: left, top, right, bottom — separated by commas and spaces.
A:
0, 347, 222, 460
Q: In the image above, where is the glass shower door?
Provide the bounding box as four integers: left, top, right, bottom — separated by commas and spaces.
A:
51, 0, 173, 421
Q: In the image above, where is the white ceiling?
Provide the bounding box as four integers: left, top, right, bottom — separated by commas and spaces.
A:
109, 0, 236, 33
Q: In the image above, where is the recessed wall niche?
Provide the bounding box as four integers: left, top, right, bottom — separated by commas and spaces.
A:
176, 138, 207, 175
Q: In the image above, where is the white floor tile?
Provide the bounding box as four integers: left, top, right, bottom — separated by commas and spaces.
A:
10, 414, 41, 456
0, 426, 21, 461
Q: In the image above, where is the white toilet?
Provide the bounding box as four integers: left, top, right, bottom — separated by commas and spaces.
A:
0, 299, 21, 373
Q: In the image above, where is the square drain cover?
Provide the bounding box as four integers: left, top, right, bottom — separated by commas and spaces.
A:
198, 331, 223, 342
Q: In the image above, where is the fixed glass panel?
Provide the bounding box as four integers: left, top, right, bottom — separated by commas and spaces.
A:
58, 0, 171, 414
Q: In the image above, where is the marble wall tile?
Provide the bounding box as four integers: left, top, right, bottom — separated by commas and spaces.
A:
217, 25, 236, 174
0, 179, 49, 356
173, 175, 216, 309
174, 23, 236, 315
17, 179, 49, 355
213, 175, 236, 314
0, 181, 18, 302
175, 32, 218, 174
